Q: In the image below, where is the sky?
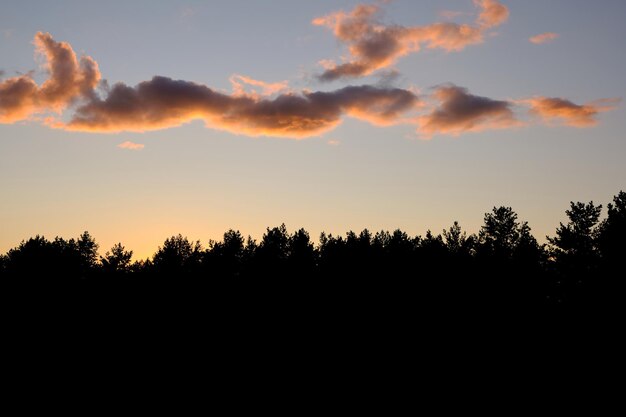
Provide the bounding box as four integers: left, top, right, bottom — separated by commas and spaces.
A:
1, 0, 625, 259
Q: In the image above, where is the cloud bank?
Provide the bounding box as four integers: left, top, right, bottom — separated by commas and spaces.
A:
313, 0, 509, 81
0, 30, 618, 140
1, 34, 419, 138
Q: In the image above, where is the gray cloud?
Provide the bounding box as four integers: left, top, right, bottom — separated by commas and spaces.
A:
418, 85, 519, 137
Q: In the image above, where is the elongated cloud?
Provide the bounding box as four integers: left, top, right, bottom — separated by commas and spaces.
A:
313, 0, 509, 81
418, 85, 519, 137
63, 77, 419, 138
0, 32, 99, 123
527, 97, 619, 127
529, 32, 559, 44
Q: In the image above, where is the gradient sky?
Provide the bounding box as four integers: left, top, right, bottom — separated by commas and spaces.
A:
1, 0, 625, 259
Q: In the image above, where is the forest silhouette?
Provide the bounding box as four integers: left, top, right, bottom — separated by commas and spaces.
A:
1, 191, 624, 310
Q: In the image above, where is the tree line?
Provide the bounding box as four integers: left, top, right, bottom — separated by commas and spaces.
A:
1, 191, 624, 309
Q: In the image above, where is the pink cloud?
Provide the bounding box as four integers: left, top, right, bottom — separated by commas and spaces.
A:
475, 0, 509, 29
529, 32, 559, 44
0, 32, 100, 123
229, 74, 289, 97
313, 0, 509, 81
117, 141, 145, 150
527, 97, 619, 127
65, 80, 419, 138
418, 85, 520, 137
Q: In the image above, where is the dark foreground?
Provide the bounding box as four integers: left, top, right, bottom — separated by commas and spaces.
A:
2, 191, 624, 313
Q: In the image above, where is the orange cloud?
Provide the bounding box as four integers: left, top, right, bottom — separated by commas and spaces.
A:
229, 74, 289, 97
313, 0, 508, 81
418, 85, 520, 137
529, 32, 559, 44
0, 76, 39, 123
117, 141, 145, 150
35, 32, 100, 109
527, 97, 619, 127
0, 32, 100, 123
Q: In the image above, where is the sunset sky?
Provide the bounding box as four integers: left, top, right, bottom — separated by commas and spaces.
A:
1, 0, 625, 259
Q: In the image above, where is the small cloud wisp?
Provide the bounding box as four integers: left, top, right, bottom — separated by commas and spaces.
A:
117, 141, 145, 150
529, 32, 559, 44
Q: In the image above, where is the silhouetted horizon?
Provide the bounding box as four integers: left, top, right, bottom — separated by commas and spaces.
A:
2, 190, 624, 310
